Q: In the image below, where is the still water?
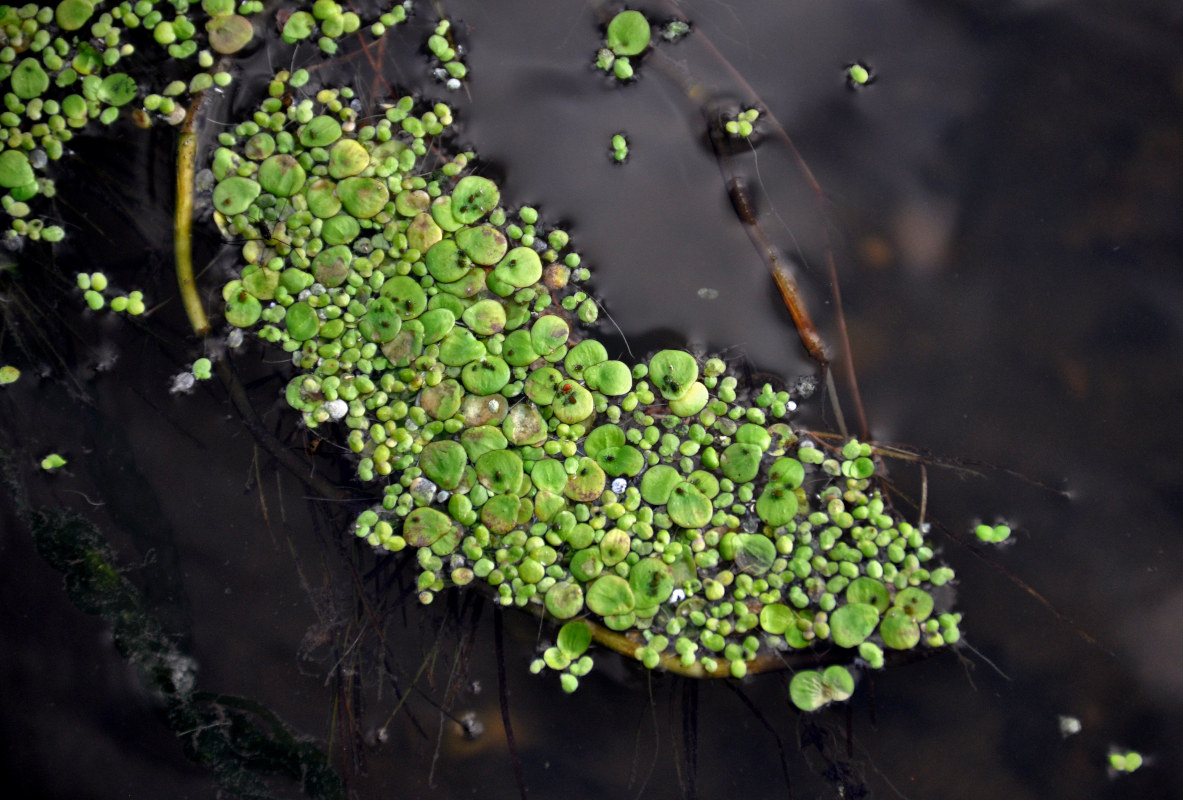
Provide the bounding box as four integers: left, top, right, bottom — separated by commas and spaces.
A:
2, 1, 1181, 798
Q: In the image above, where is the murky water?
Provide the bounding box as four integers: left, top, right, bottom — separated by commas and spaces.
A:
3, 1, 1182, 798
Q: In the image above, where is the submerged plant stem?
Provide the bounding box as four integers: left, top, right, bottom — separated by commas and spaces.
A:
177, 99, 210, 336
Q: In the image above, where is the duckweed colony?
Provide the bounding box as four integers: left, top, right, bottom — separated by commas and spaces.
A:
214, 70, 963, 706
0, 0, 413, 241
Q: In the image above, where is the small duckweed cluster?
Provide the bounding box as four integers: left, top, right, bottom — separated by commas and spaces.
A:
609, 132, 628, 163
39, 451, 65, 469
1107, 748, 1144, 774
660, 20, 690, 42
789, 664, 854, 711
426, 17, 465, 91
0, 0, 253, 239
846, 61, 873, 88
215, 71, 962, 703
974, 522, 1011, 543
0, 0, 413, 242
724, 108, 759, 139
76, 270, 145, 313
594, 11, 691, 82
280, 0, 410, 56
595, 10, 650, 82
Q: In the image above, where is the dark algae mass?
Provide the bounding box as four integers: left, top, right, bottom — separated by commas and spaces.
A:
2, 2, 1181, 799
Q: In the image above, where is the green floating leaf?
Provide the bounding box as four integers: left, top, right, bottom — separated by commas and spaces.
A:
328, 138, 371, 179
629, 557, 674, 608
666, 481, 712, 528
0, 150, 35, 189
845, 577, 889, 613
56, 0, 96, 31
282, 10, 316, 42
419, 440, 468, 490
258, 154, 306, 197
300, 115, 343, 148
606, 10, 650, 57
649, 350, 698, 400
585, 574, 635, 617
829, 603, 880, 648
563, 456, 605, 502
475, 447, 522, 494
99, 73, 137, 107
758, 603, 794, 635
212, 176, 261, 216
11, 58, 49, 100
403, 507, 453, 547
640, 463, 681, 505
878, 607, 920, 650
894, 587, 934, 621
556, 619, 592, 656
207, 14, 255, 55
755, 483, 798, 526
337, 176, 388, 218
284, 301, 319, 341
40, 453, 67, 471
451, 176, 500, 224
492, 246, 543, 288
789, 665, 855, 711
456, 224, 508, 265
546, 582, 585, 620
734, 533, 776, 575
223, 281, 261, 327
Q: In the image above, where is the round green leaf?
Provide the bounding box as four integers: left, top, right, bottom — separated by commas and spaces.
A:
492, 246, 543, 289
284, 301, 319, 341
56, 0, 97, 31
11, 59, 49, 100
546, 584, 585, 621
0, 150, 35, 189
585, 574, 635, 617
606, 10, 650, 57
629, 557, 674, 608
451, 176, 499, 224
337, 176, 389, 218
403, 507, 453, 547
258, 154, 306, 197
649, 350, 699, 401
419, 440, 468, 490
829, 603, 880, 648
206, 14, 254, 54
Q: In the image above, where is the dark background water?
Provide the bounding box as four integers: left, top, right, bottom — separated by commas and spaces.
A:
2, 1, 1182, 798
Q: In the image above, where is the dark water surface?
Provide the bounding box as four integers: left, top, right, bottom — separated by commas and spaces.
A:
3, 1, 1182, 798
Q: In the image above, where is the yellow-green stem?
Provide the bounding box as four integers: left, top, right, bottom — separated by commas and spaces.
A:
176, 107, 210, 336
